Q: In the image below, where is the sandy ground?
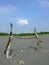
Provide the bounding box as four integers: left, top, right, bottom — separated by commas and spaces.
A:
0, 34, 49, 65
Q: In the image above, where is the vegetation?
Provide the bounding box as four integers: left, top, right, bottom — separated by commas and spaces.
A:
15, 32, 49, 36
38, 32, 49, 35
0, 32, 49, 36
14, 33, 34, 36
0, 32, 9, 36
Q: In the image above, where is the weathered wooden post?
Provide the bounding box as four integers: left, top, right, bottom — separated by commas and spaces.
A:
4, 23, 13, 58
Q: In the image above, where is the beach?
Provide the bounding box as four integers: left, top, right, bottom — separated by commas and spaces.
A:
0, 34, 49, 65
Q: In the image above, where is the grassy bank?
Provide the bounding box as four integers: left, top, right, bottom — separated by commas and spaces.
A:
0, 32, 49, 36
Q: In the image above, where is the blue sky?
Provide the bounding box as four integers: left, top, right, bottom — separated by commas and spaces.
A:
0, 0, 49, 33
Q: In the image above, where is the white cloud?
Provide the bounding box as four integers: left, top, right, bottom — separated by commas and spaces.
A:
39, 0, 49, 7
0, 5, 20, 15
17, 19, 29, 26
29, 0, 49, 8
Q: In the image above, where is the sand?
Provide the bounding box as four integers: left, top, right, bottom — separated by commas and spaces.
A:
0, 34, 49, 65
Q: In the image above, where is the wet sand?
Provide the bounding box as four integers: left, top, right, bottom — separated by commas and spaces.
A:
0, 34, 49, 65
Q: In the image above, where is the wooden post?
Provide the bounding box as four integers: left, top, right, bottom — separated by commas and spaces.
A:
4, 23, 13, 55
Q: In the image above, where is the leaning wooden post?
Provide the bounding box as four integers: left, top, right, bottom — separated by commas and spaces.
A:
34, 27, 40, 51
34, 27, 39, 40
4, 23, 13, 55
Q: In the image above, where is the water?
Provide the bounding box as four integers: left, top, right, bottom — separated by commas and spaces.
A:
0, 35, 49, 65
